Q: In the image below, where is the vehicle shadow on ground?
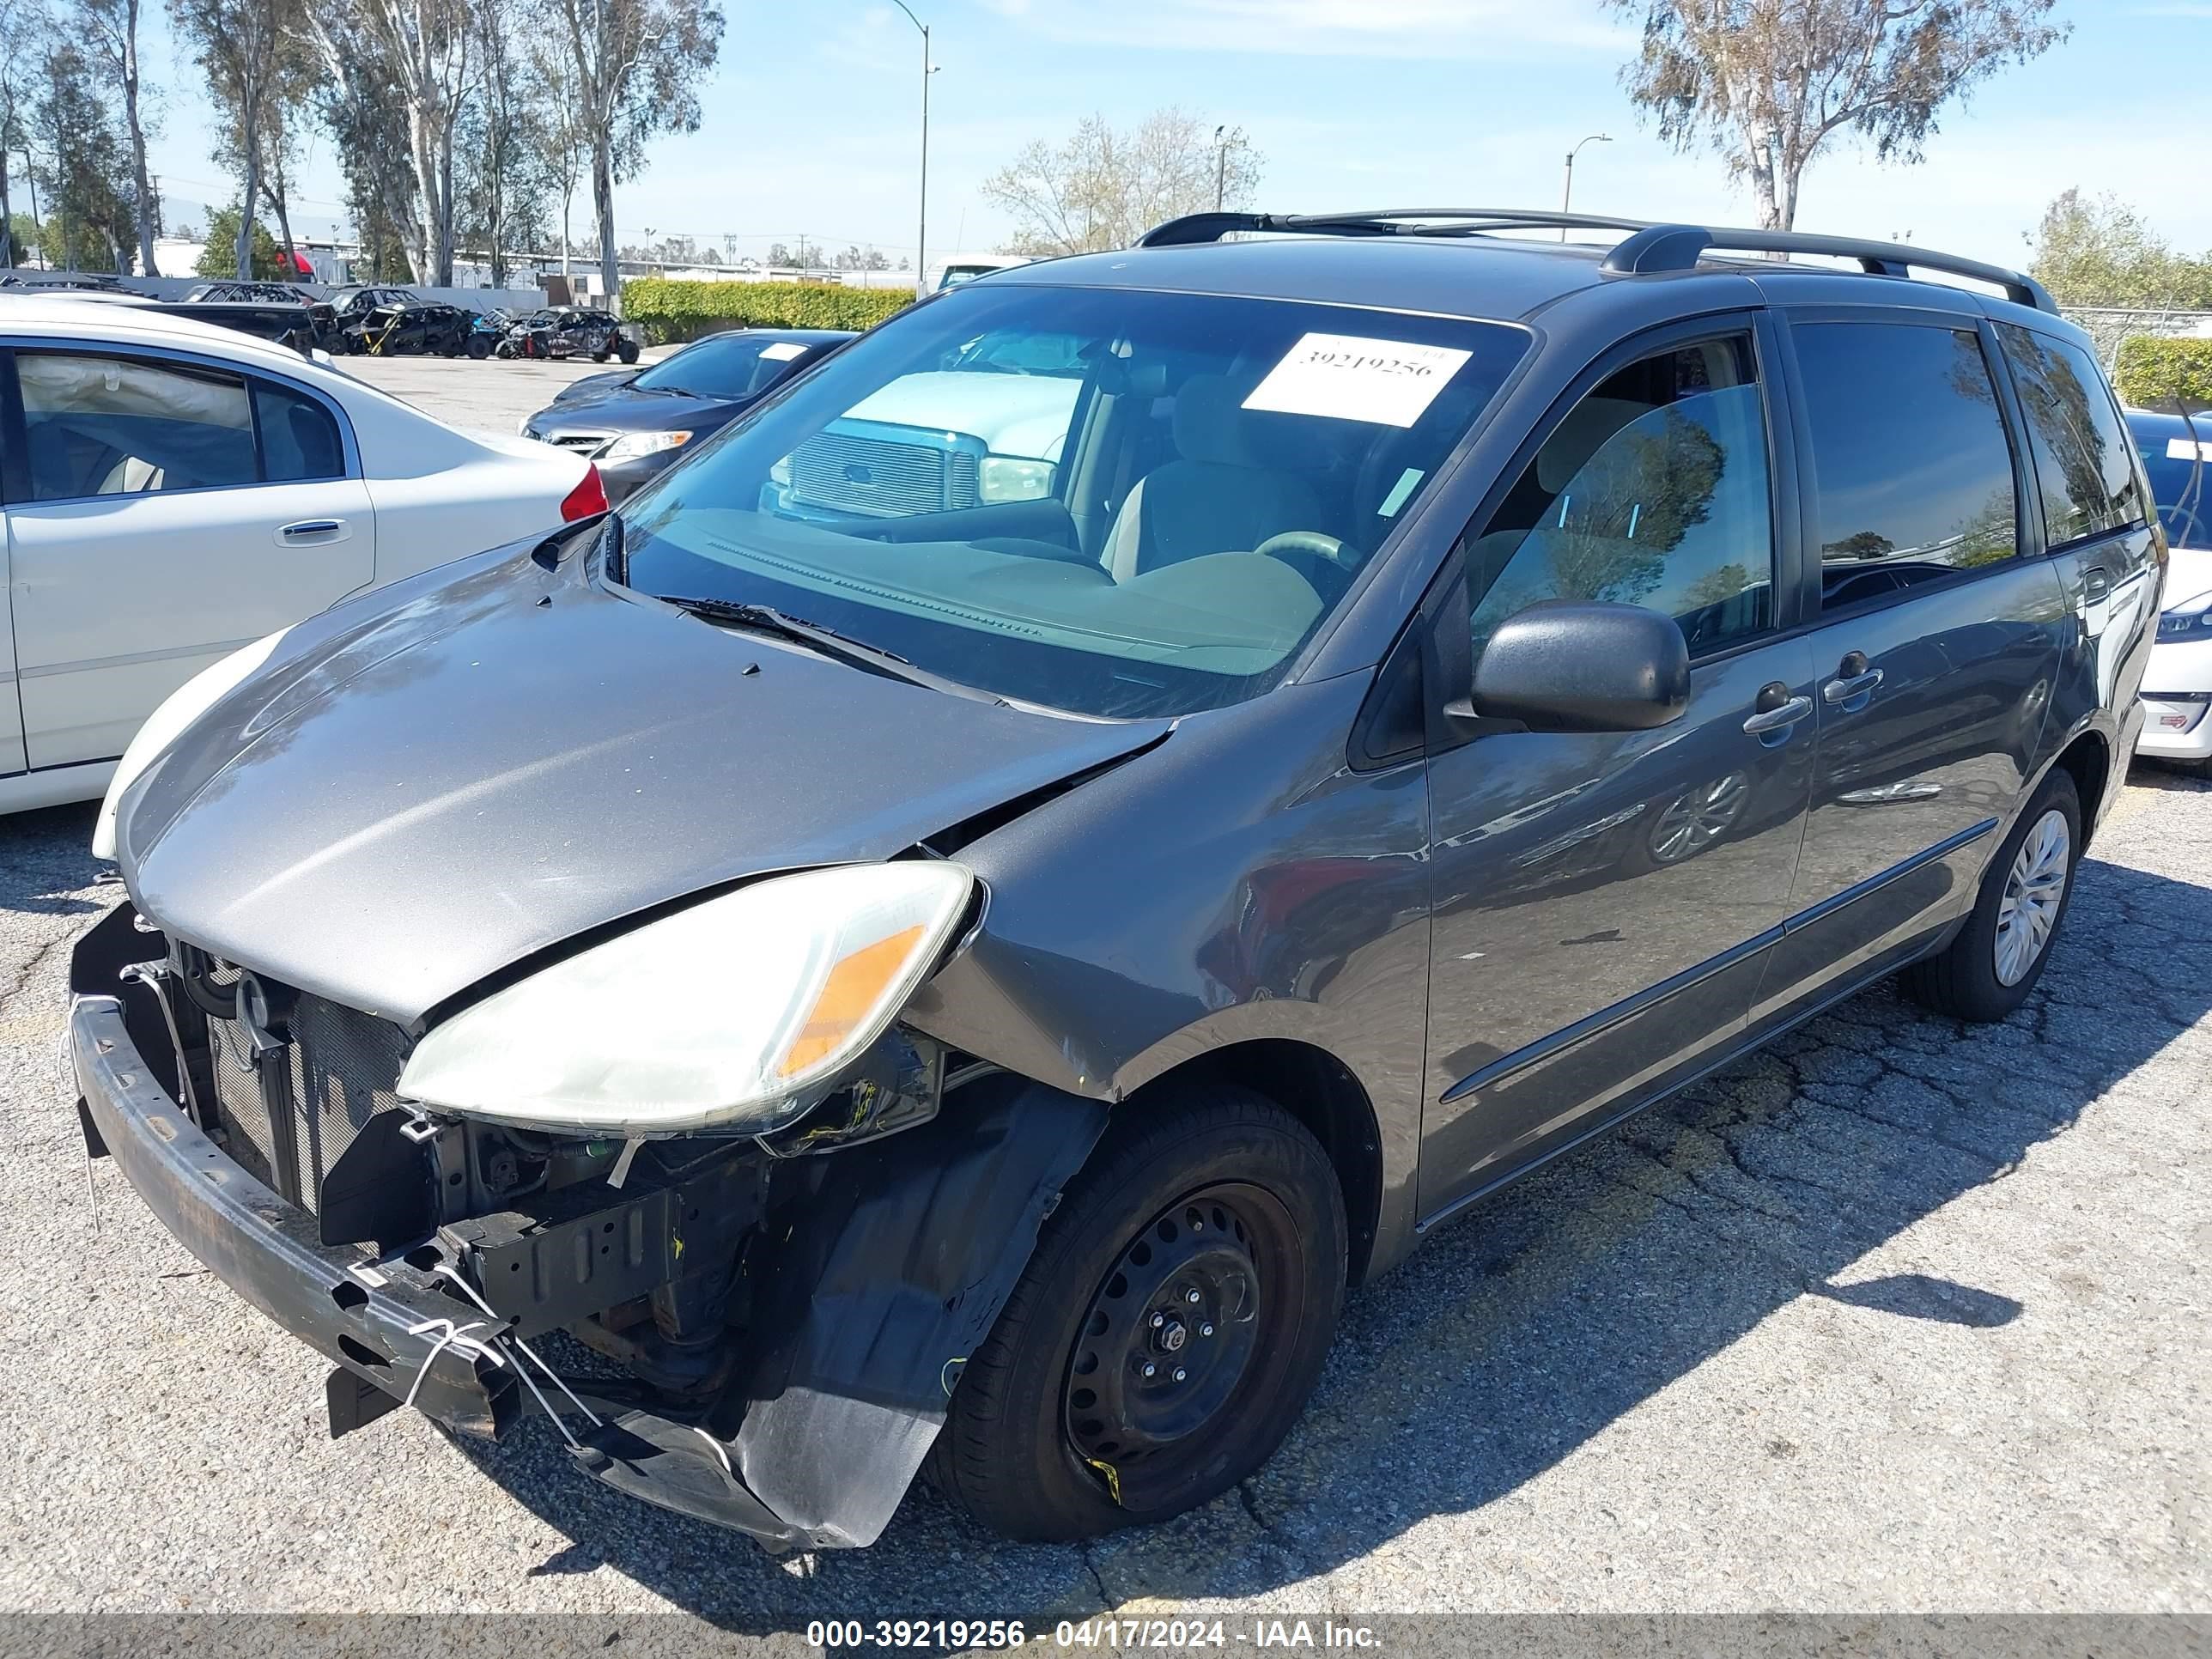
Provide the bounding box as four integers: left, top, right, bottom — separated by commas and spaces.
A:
0, 802, 107, 918
458, 823, 2212, 1631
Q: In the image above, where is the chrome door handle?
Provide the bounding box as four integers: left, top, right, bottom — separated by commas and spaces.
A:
1822, 667, 1884, 704
1742, 695, 1813, 735
278, 519, 343, 542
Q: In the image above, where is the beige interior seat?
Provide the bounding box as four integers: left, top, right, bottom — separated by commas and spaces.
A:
1101, 374, 1325, 581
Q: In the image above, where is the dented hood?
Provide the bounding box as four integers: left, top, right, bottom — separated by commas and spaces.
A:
116, 547, 1167, 1025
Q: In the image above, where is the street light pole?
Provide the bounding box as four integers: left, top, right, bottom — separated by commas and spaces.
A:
888, 0, 933, 287
1559, 133, 1611, 238
1215, 125, 1227, 211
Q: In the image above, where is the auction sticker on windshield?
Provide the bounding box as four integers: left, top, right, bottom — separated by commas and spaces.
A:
762, 342, 810, 362
1242, 331, 1474, 428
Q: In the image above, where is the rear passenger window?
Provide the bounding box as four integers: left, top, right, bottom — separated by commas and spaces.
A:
1466, 336, 1774, 657
255, 382, 345, 482
1792, 323, 2020, 607
18, 352, 256, 499
1997, 324, 2146, 548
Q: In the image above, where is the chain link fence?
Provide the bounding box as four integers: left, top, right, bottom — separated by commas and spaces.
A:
2061, 306, 2212, 368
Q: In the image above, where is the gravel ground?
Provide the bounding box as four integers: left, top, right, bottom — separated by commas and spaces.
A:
1, 763, 2207, 1632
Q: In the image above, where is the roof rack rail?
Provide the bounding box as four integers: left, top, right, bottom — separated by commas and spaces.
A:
1133, 207, 2057, 314
1602, 223, 2055, 313
1134, 208, 1657, 246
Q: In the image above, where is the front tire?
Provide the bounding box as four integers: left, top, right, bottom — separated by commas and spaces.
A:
929, 1086, 1345, 1540
1904, 769, 2081, 1022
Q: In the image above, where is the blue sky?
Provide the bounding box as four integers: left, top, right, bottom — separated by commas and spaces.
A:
142, 0, 2212, 271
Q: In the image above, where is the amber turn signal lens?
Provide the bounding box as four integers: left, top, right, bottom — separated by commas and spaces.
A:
779, 924, 927, 1078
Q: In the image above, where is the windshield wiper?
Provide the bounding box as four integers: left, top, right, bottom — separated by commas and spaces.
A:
657, 594, 1008, 705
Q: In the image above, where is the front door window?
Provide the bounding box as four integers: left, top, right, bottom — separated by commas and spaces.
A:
1467, 337, 1775, 658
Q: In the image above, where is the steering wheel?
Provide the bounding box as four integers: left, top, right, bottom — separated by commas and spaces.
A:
1254, 530, 1354, 569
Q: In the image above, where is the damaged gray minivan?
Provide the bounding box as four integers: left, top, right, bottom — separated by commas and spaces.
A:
72, 210, 2157, 1550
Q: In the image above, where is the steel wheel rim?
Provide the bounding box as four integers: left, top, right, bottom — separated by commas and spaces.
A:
1062, 1183, 1288, 1510
1994, 807, 2069, 987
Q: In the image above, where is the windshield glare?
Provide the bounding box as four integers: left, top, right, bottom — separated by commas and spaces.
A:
635, 335, 812, 401
618, 283, 1528, 718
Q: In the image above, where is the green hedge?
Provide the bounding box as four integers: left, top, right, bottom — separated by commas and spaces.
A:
620, 277, 912, 343
2115, 335, 2212, 410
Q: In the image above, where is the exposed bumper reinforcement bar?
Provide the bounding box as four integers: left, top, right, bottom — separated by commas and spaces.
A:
70, 994, 519, 1439
72, 964, 1109, 1551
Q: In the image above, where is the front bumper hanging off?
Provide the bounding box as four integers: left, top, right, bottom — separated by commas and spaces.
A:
71, 994, 518, 1439
68, 902, 1109, 1551
71, 992, 809, 1540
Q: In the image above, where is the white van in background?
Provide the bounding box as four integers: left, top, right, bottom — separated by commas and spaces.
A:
919, 253, 1035, 296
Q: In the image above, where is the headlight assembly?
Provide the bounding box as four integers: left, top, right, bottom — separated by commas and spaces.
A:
603, 429, 692, 463
397, 861, 975, 1136
2157, 600, 2212, 641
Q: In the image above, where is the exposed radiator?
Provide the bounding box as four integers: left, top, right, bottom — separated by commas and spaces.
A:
204, 966, 412, 1215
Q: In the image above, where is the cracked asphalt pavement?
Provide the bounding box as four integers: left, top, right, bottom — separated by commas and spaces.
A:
2, 763, 2206, 1632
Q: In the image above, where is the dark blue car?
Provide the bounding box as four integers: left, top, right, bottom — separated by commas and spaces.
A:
521, 327, 853, 501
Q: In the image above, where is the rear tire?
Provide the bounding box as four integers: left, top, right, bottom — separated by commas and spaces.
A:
928, 1085, 1344, 1540
1903, 769, 2081, 1022
465, 335, 491, 360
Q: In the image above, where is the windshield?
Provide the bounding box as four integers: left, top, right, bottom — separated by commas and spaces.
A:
634, 334, 817, 401
2136, 417, 2209, 550
617, 282, 1528, 718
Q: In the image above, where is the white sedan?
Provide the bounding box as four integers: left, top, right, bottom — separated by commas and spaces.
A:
2131, 405, 2212, 768
0, 297, 605, 815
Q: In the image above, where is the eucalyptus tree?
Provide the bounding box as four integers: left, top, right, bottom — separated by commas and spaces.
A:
544, 0, 722, 298
170, 0, 296, 277
1606, 0, 2068, 231
76, 0, 161, 273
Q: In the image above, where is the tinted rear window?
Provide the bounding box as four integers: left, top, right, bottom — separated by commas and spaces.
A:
1792, 321, 2021, 600
1998, 325, 2147, 548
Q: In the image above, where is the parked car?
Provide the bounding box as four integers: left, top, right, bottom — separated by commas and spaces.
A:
763, 328, 1082, 521
0, 295, 607, 817
71, 211, 2156, 1553
0, 273, 121, 292
520, 327, 852, 501
326, 284, 422, 327
464, 307, 511, 359
343, 299, 471, 356
496, 306, 637, 363
921, 253, 1034, 295
184, 282, 343, 352
161, 299, 325, 356
2128, 404, 2212, 765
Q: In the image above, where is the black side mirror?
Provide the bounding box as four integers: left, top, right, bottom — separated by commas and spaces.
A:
1468, 600, 1690, 732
